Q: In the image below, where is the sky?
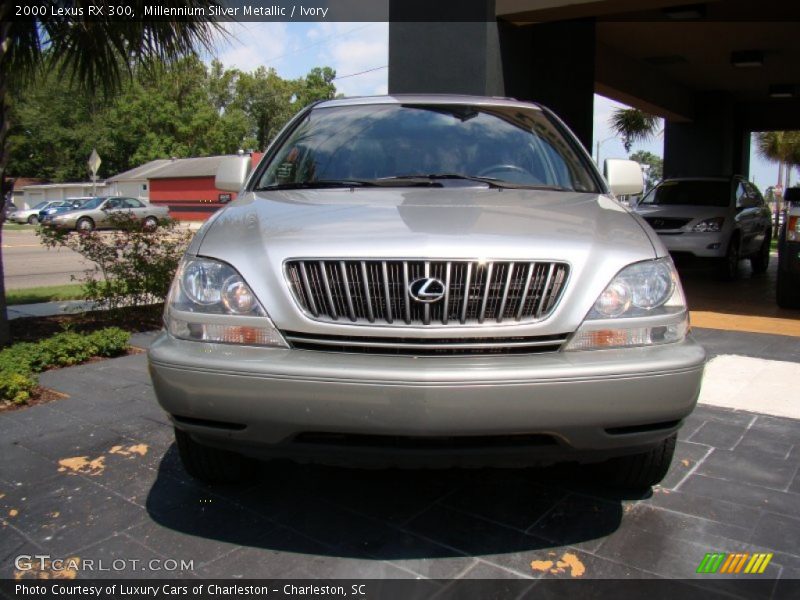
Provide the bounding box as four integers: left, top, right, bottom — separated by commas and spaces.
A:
209, 21, 789, 192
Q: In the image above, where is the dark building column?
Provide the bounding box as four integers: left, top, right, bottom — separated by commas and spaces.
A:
663, 92, 750, 178
499, 19, 596, 150
388, 1, 596, 150
388, 17, 504, 96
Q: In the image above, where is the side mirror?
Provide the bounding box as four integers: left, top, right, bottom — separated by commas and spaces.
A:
604, 159, 644, 197
216, 156, 252, 193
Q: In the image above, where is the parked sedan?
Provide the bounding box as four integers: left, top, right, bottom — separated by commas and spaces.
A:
633, 176, 772, 279
8, 200, 63, 224
38, 197, 93, 223
47, 196, 170, 231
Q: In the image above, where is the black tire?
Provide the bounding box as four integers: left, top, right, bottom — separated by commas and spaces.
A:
750, 231, 771, 274
76, 217, 95, 232
27, 215, 38, 225
174, 428, 254, 483
718, 236, 741, 281
143, 216, 158, 230
594, 434, 676, 489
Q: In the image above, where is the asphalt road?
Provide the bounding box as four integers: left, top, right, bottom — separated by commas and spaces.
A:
2, 226, 94, 290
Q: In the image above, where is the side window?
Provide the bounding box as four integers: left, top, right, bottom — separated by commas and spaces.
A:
745, 183, 765, 207
123, 198, 144, 208
106, 198, 122, 209
735, 182, 752, 208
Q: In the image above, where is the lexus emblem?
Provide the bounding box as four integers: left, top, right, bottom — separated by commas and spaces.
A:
408, 277, 446, 303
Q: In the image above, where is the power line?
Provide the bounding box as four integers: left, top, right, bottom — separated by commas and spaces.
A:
333, 65, 387, 81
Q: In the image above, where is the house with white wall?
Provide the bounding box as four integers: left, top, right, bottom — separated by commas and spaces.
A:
104, 159, 171, 200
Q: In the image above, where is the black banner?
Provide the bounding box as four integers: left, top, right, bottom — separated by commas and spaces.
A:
7, 0, 800, 23
2, 579, 799, 600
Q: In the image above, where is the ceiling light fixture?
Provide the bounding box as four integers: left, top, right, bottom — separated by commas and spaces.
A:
662, 4, 707, 20
768, 84, 795, 98
731, 50, 764, 68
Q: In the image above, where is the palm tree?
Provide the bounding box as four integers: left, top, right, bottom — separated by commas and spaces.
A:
0, 1, 224, 345
609, 108, 661, 153
755, 131, 800, 184
755, 131, 800, 226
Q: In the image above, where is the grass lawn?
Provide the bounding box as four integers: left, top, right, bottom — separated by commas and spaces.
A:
2, 222, 36, 230
6, 283, 85, 305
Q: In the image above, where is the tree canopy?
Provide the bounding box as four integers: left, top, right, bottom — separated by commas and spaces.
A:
6, 58, 337, 181
609, 108, 661, 153
755, 131, 800, 169
629, 150, 663, 188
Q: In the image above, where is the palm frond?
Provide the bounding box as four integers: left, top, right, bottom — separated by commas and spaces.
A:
755, 131, 800, 167
609, 108, 660, 153
4, 1, 226, 96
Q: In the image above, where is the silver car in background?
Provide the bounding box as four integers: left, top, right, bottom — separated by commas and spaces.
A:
46, 196, 170, 231
148, 95, 706, 489
633, 177, 772, 279
8, 200, 65, 224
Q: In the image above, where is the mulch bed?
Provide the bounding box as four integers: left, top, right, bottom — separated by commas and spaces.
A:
10, 304, 163, 344
0, 387, 68, 413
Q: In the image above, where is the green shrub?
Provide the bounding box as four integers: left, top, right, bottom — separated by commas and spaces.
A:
37, 213, 193, 312
0, 371, 36, 405
0, 327, 130, 405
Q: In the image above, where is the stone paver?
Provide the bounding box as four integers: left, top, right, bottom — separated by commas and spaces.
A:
0, 331, 798, 587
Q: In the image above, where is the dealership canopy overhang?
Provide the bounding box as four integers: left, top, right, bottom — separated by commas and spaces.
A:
389, 0, 800, 178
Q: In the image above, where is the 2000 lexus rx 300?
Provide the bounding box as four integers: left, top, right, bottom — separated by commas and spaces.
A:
148, 95, 706, 488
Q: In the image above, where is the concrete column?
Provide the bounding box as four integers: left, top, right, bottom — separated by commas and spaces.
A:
388, 0, 503, 97
499, 19, 596, 150
664, 92, 750, 178
388, 2, 596, 150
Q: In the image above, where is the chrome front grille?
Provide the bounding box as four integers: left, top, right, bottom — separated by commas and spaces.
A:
284, 259, 569, 326
643, 217, 691, 230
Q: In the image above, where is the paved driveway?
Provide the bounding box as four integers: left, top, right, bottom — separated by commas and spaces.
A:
0, 332, 798, 595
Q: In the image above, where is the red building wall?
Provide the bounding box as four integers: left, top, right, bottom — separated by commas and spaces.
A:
148, 153, 264, 221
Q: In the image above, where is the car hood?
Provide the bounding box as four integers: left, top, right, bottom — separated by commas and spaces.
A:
190, 187, 663, 336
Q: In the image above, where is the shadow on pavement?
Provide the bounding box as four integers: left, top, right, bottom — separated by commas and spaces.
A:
145, 444, 648, 560
676, 255, 795, 320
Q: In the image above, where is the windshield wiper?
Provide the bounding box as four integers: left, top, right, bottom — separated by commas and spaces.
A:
254, 180, 378, 191
376, 174, 570, 191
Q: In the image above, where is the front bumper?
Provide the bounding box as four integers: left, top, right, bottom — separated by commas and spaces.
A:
658, 231, 727, 258
148, 334, 706, 467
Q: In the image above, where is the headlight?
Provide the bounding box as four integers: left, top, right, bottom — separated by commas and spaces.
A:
565, 258, 688, 351
165, 257, 288, 347
692, 217, 724, 232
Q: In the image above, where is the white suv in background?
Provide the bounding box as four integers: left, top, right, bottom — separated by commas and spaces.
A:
633, 176, 772, 280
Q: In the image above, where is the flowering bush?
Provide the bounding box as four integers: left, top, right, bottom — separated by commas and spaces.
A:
38, 213, 193, 314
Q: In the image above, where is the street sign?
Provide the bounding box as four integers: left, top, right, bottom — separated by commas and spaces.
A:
87, 149, 101, 195
87, 149, 101, 175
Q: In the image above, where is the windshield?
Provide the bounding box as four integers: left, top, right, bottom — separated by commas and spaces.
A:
32, 201, 49, 210
255, 104, 599, 192
79, 197, 105, 210
640, 180, 731, 207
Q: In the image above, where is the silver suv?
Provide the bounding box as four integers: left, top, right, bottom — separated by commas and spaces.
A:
633, 177, 772, 280
148, 96, 706, 489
